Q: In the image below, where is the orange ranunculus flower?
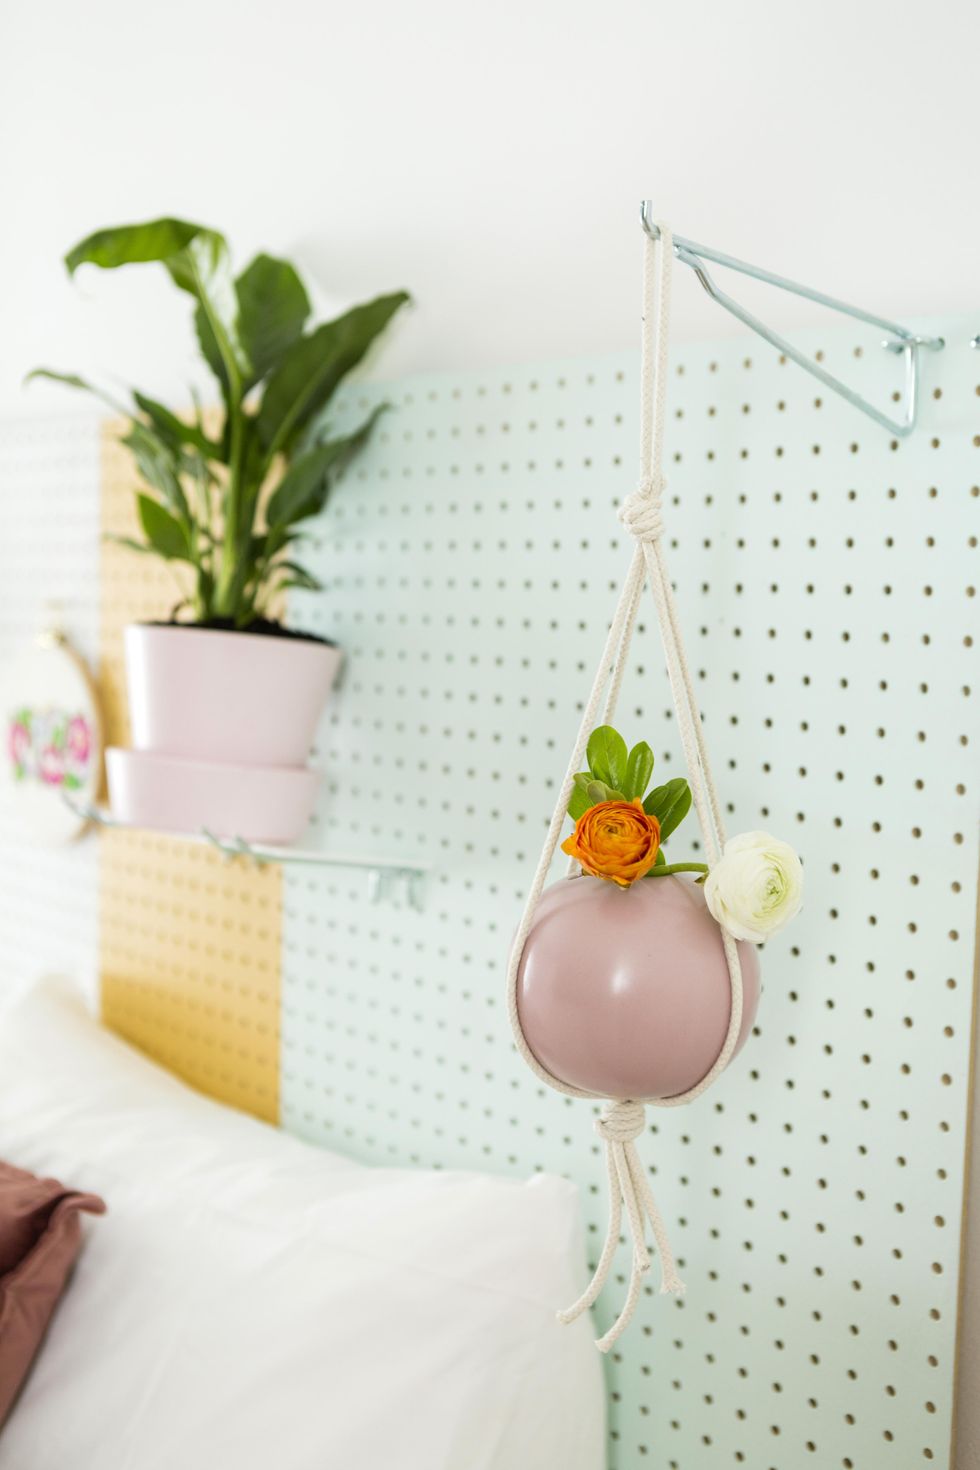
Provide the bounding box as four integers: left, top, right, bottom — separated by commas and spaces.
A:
561, 799, 661, 888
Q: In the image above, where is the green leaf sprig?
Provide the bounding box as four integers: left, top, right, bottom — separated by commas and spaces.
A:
28, 218, 410, 630
567, 724, 707, 877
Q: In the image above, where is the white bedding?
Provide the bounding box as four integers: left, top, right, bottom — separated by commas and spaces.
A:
0, 978, 605, 1470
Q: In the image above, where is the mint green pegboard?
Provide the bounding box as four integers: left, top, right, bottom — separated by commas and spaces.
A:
281, 318, 979, 1468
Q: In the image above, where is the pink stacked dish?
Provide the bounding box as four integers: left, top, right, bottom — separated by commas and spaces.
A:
106, 624, 342, 843
105, 748, 322, 844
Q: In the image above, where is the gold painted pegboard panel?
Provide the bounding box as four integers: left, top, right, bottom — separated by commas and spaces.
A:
98, 420, 281, 1122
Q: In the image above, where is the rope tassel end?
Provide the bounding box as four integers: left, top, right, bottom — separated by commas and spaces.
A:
558, 1100, 685, 1352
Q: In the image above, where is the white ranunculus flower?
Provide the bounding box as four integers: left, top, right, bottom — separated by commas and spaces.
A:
704, 831, 803, 943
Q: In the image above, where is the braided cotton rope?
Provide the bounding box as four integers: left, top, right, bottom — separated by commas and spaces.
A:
505, 220, 745, 1352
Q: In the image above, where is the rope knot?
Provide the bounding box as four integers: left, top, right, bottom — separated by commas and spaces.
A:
619, 477, 665, 543
595, 1098, 646, 1143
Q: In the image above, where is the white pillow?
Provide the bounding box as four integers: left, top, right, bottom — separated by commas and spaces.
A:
0, 978, 604, 1470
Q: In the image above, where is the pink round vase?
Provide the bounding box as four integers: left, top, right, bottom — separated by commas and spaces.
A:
516, 874, 760, 1101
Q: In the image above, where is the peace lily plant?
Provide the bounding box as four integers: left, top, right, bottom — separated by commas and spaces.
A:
30, 216, 409, 628
28, 217, 410, 844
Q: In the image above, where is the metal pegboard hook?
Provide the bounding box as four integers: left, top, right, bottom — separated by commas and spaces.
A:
200, 827, 243, 864
403, 869, 427, 912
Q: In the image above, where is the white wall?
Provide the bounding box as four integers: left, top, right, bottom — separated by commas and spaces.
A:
0, 0, 977, 1462
0, 0, 977, 416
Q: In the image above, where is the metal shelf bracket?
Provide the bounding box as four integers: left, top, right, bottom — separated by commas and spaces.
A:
641, 201, 944, 438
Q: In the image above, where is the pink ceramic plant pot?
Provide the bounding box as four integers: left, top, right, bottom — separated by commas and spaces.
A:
124, 624, 342, 767
516, 874, 760, 1100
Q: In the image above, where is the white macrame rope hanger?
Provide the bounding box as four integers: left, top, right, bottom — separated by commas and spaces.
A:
505, 220, 745, 1353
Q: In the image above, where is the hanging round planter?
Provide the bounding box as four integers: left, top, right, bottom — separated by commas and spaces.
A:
505, 220, 803, 1353
517, 873, 760, 1101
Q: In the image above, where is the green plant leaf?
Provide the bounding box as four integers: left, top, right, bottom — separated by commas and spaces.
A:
136, 494, 191, 561
568, 770, 618, 820
643, 777, 693, 840
568, 785, 591, 821
64, 218, 248, 396
245, 531, 274, 563
265, 408, 385, 529
264, 441, 346, 529
194, 306, 230, 395
257, 292, 409, 457
104, 534, 154, 554
196, 254, 311, 395
166, 232, 247, 391
586, 779, 625, 805
133, 392, 221, 457
122, 422, 190, 524
236, 254, 311, 385
275, 560, 322, 591
32, 382, 200, 532
624, 740, 654, 801
24, 368, 129, 417
65, 218, 203, 275
587, 725, 628, 792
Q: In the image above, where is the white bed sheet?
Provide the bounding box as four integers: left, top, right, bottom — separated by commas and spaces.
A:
0, 977, 605, 1470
